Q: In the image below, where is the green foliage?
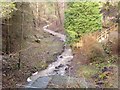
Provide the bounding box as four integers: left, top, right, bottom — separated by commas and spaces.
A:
0, 2, 16, 18
65, 2, 102, 44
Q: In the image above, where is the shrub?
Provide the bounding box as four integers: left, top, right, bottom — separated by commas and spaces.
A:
65, 2, 102, 44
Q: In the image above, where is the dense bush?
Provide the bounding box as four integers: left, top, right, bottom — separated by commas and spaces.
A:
65, 2, 102, 44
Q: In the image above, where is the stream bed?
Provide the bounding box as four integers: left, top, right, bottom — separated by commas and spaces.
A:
26, 25, 88, 88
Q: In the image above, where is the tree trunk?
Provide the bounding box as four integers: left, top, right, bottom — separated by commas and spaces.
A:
6, 18, 10, 54
56, 2, 62, 25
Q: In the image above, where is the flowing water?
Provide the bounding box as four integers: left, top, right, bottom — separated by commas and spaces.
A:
26, 24, 88, 88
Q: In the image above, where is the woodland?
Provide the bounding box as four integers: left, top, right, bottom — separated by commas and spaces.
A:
0, 0, 119, 89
